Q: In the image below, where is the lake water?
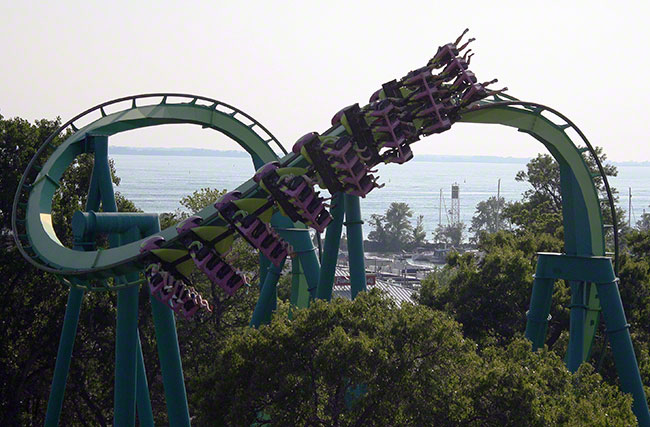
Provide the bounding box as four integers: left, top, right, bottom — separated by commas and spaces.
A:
110, 154, 650, 236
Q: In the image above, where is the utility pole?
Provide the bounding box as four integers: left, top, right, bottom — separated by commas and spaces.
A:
439, 188, 442, 227
628, 187, 632, 228
496, 178, 501, 232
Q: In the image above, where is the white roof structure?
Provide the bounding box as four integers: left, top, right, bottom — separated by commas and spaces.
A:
332, 267, 416, 305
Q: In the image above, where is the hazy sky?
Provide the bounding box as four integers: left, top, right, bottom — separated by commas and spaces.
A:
2, 1, 649, 161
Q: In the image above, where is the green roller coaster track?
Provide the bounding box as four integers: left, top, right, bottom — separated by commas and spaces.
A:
12, 87, 650, 425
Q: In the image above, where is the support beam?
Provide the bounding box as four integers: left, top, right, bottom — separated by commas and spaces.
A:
44, 287, 84, 426
45, 134, 117, 425
259, 254, 271, 289
317, 193, 344, 301
567, 281, 586, 372
273, 214, 320, 300
524, 277, 555, 350
149, 295, 191, 426
290, 257, 310, 309
531, 252, 649, 425
344, 194, 366, 299
597, 281, 650, 426
135, 333, 154, 427
251, 260, 285, 327
114, 283, 140, 426
145, 222, 191, 426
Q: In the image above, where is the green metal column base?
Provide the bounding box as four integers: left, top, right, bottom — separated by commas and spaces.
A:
150, 294, 191, 426
273, 213, 320, 300
567, 281, 586, 372
290, 257, 310, 309
259, 254, 271, 289
344, 195, 366, 299
317, 192, 344, 301
596, 281, 650, 426
251, 260, 285, 328
44, 286, 84, 427
114, 284, 140, 427
533, 253, 650, 425
524, 277, 555, 350
136, 333, 154, 427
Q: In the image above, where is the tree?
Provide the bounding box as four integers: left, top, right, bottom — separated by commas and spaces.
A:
470, 196, 510, 239
368, 202, 423, 252
0, 115, 60, 229
636, 207, 650, 232
504, 148, 621, 237
0, 115, 261, 424
194, 290, 635, 426
411, 215, 426, 248
367, 214, 389, 249
416, 231, 567, 347
0, 115, 137, 424
471, 339, 635, 426
433, 222, 465, 247
194, 290, 480, 425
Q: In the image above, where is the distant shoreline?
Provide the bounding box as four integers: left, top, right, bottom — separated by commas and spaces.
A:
108, 146, 650, 167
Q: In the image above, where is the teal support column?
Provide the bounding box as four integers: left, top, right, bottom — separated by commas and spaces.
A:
251, 260, 285, 328
317, 193, 344, 301
90, 135, 118, 212
532, 252, 649, 426
290, 257, 310, 309
85, 209, 190, 425
147, 212, 190, 426
114, 282, 140, 426
567, 281, 586, 372
44, 286, 84, 426
273, 214, 320, 300
297, 244, 321, 300
113, 224, 153, 426
45, 134, 116, 425
596, 281, 650, 426
149, 295, 191, 426
259, 254, 271, 288
524, 277, 555, 350
344, 194, 366, 299
135, 334, 154, 427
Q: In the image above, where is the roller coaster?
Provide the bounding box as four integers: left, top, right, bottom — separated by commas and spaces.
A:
12, 31, 650, 426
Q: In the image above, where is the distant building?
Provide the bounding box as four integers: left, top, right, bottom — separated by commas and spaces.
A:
332, 267, 415, 305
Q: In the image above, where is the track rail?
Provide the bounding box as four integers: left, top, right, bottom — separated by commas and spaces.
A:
12, 94, 287, 279
468, 94, 619, 272
12, 94, 616, 291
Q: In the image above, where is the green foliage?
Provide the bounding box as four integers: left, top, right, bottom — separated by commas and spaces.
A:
194, 290, 480, 426
0, 115, 132, 424
433, 222, 466, 246
470, 196, 510, 239
503, 149, 621, 238
159, 187, 226, 230
503, 153, 563, 234
412, 214, 426, 248
472, 340, 635, 426
0, 115, 61, 229
368, 202, 424, 252
194, 291, 635, 426
637, 208, 650, 232
417, 231, 568, 347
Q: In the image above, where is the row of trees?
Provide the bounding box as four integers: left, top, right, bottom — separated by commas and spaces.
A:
2, 114, 648, 424
368, 202, 467, 250
367, 203, 426, 252
368, 145, 647, 252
